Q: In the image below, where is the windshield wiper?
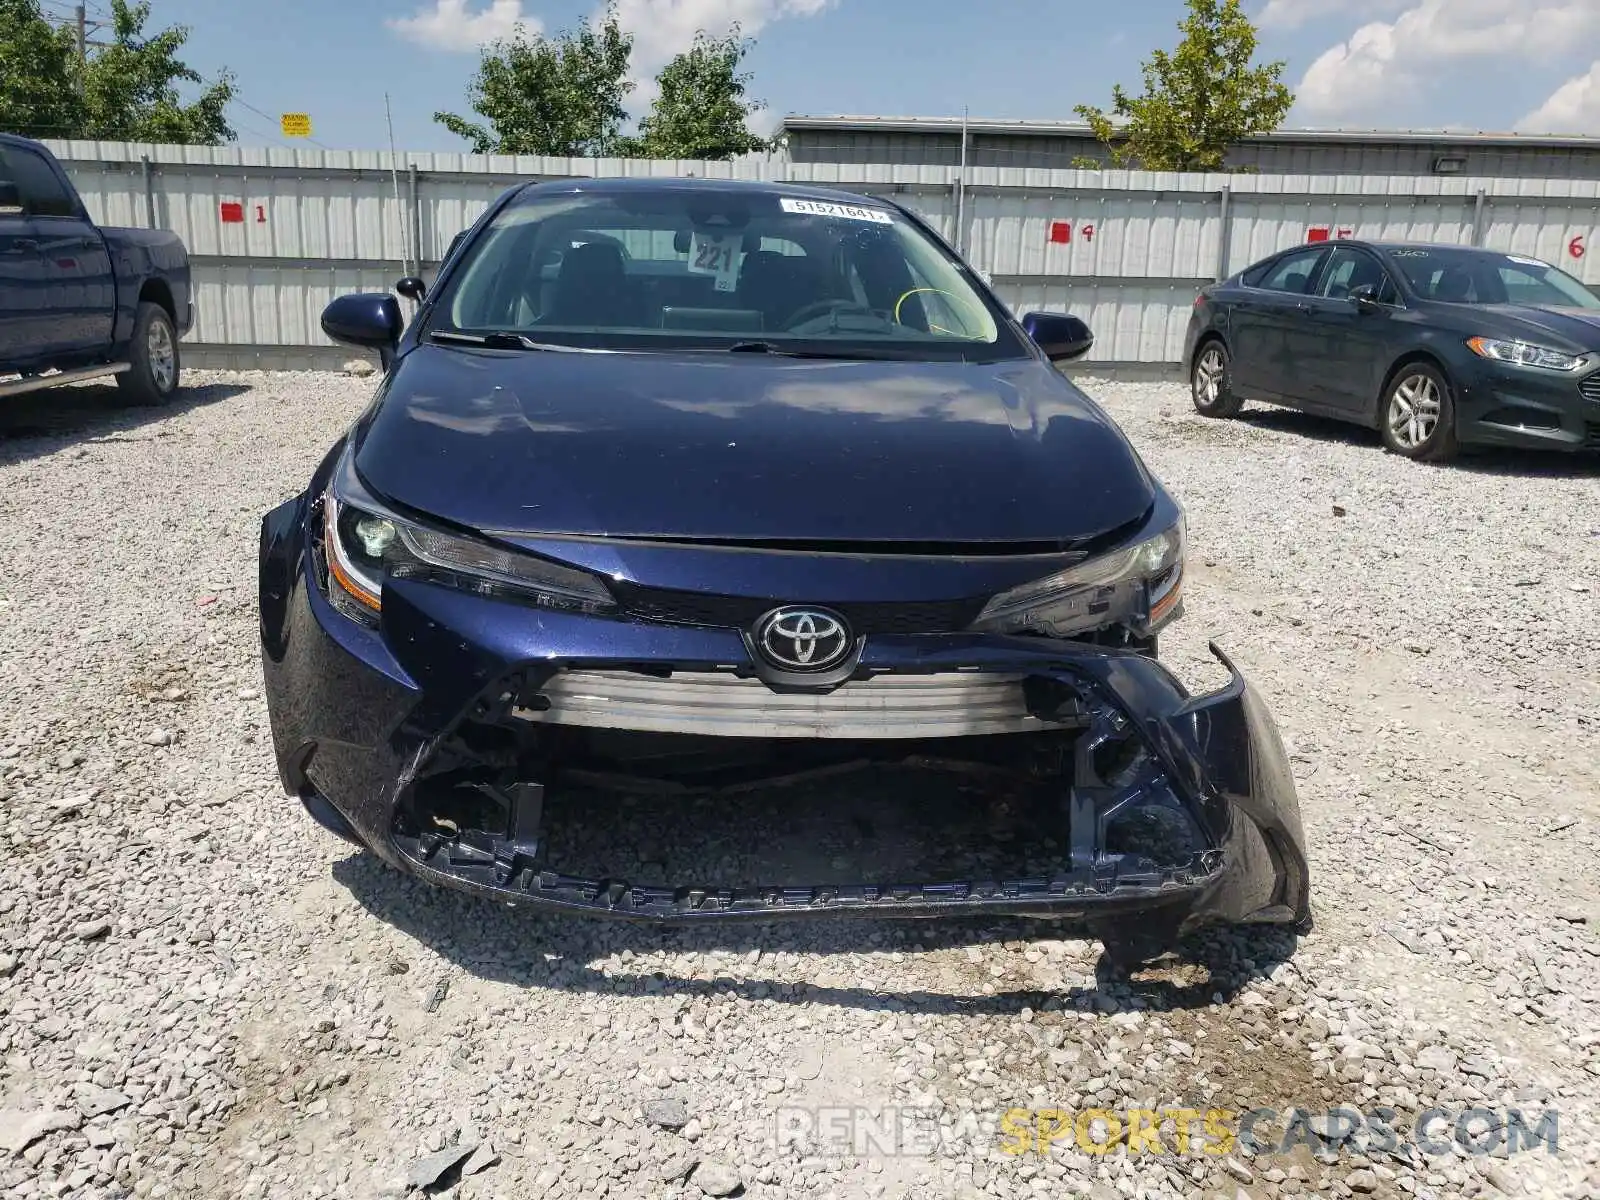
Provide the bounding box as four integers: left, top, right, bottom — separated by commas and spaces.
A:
726, 340, 913, 360
430, 330, 615, 354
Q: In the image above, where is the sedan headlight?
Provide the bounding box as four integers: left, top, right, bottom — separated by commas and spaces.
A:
1466, 337, 1586, 372
319, 449, 615, 627
969, 521, 1185, 640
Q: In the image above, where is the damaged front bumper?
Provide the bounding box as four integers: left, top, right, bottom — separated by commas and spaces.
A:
260, 493, 1311, 930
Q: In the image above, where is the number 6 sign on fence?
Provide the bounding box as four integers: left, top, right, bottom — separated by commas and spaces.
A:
1569, 235, 1586, 259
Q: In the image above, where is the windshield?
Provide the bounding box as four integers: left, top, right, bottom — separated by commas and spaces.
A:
1387, 247, 1600, 309
430, 187, 1024, 361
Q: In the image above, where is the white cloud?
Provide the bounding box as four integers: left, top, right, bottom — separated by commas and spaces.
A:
388, 0, 536, 52
608, 0, 833, 73
603, 0, 833, 117
1520, 60, 1600, 133
1293, 0, 1600, 121
1257, 0, 1403, 31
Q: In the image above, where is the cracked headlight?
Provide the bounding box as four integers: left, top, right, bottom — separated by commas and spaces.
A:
1466, 337, 1585, 372
319, 447, 615, 627
970, 521, 1185, 640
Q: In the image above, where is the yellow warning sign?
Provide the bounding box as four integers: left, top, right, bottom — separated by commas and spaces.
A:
280, 113, 313, 138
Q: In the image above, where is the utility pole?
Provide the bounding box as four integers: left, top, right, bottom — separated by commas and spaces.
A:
76, 5, 87, 73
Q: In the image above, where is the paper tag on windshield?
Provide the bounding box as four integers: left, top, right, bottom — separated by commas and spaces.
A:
1507, 255, 1550, 268
780, 198, 893, 224
688, 231, 742, 293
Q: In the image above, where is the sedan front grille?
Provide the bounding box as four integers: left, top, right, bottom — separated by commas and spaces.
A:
1580, 374, 1600, 404
613, 583, 985, 635
517, 670, 1046, 738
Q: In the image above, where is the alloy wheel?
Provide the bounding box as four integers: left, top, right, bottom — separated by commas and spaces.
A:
1386, 372, 1441, 449
148, 320, 176, 393
1194, 347, 1225, 406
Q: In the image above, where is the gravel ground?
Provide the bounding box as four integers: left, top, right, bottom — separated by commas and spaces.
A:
2, 371, 1598, 1200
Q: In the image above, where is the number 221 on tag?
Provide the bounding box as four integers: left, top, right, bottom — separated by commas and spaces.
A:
689, 232, 742, 292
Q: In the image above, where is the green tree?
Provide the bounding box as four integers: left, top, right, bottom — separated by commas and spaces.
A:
631, 28, 770, 160
0, 0, 90, 139
0, 0, 233, 144
80, 1, 234, 145
435, 4, 634, 156
1074, 0, 1292, 172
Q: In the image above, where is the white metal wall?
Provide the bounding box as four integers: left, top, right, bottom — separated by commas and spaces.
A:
41, 140, 1600, 368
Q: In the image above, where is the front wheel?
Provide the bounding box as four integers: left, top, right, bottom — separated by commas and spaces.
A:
1191, 341, 1243, 418
117, 302, 180, 407
1097, 926, 1181, 970
1380, 364, 1457, 462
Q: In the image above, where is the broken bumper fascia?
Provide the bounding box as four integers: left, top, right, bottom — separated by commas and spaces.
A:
260, 492, 1311, 928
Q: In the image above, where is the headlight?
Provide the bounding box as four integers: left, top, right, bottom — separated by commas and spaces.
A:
318, 450, 615, 626
969, 521, 1185, 640
1466, 337, 1585, 372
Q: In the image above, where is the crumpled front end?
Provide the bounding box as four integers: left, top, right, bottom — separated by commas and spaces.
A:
260, 490, 1310, 932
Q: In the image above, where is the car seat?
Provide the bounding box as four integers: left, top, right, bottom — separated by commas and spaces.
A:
736, 251, 827, 330
1432, 267, 1476, 303
544, 242, 638, 326
1328, 256, 1385, 300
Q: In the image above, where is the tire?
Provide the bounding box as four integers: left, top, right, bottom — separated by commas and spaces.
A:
117, 302, 180, 407
1097, 927, 1179, 970
1379, 363, 1457, 463
1191, 340, 1243, 418
1092, 918, 1183, 970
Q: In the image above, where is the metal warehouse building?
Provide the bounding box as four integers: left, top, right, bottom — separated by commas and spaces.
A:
782, 116, 1600, 180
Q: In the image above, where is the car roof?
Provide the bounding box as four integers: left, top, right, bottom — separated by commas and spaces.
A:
1303, 239, 1528, 261
1238, 239, 1535, 277
0, 132, 50, 153
514, 175, 900, 209
1367, 241, 1512, 256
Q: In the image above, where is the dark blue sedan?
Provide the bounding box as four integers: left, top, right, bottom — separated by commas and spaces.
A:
259, 178, 1309, 963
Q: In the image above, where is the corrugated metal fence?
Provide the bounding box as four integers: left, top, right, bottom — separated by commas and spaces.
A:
42, 139, 1600, 370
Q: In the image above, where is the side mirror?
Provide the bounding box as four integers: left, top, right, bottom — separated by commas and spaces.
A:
1350, 284, 1382, 313
0, 182, 22, 214
1021, 311, 1094, 362
396, 276, 427, 302
322, 293, 403, 349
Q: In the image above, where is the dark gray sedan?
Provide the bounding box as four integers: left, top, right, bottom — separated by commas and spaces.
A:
1184, 241, 1600, 462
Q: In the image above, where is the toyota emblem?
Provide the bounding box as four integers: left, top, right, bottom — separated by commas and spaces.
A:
753, 606, 853, 672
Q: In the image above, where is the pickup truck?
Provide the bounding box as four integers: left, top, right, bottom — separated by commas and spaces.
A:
1, 133, 192, 406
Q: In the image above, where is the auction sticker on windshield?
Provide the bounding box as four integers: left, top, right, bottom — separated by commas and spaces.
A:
688, 230, 743, 292
780, 198, 894, 224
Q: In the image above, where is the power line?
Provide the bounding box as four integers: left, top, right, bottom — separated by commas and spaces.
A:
31, 2, 337, 152
225, 110, 295, 150
224, 89, 334, 150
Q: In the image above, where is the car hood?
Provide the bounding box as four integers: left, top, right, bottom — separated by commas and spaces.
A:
354, 344, 1155, 545
1470, 304, 1600, 351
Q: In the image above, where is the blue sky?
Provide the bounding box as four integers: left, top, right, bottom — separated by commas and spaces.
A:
65, 0, 1600, 151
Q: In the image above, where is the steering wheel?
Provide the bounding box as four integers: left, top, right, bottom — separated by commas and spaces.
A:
781, 299, 883, 331
893, 287, 983, 336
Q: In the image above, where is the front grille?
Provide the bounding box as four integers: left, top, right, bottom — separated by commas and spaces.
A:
517, 670, 1043, 738
1580, 374, 1600, 404
614, 583, 986, 635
